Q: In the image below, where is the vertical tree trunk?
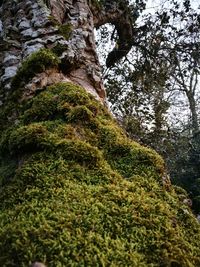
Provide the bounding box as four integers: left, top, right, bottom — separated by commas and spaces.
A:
0, 0, 106, 104
0, 0, 135, 105
186, 90, 199, 136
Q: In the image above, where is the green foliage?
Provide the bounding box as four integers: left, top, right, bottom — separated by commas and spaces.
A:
0, 82, 200, 266
170, 133, 200, 214
11, 49, 60, 88
89, 0, 103, 10
102, 1, 200, 215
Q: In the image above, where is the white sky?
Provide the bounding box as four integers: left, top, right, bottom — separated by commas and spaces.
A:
146, 0, 199, 10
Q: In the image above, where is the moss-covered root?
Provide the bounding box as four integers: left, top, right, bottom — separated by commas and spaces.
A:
0, 82, 200, 266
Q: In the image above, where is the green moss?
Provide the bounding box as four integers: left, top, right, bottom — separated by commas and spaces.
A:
0, 82, 200, 266
67, 105, 94, 122
173, 185, 189, 201
0, 156, 17, 186
11, 48, 60, 89
47, 17, 72, 40
8, 123, 57, 154
52, 43, 68, 57
89, 0, 103, 10
57, 23, 72, 40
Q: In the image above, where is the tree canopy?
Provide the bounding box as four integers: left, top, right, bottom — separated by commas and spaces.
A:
97, 0, 200, 213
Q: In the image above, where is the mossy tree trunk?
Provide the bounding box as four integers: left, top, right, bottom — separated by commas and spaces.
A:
0, 0, 102, 101
0, 1, 200, 267
0, 0, 135, 104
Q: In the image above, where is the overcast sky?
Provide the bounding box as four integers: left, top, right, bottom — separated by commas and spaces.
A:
146, 0, 199, 10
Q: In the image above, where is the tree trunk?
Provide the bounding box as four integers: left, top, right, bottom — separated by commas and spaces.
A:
186, 90, 199, 136
0, 1, 200, 266
0, 0, 106, 102
0, 0, 135, 104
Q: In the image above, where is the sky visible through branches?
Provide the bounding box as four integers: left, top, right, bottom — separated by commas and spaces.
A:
95, 0, 199, 130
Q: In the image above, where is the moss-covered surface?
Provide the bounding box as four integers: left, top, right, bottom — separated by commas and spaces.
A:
0, 82, 200, 266
58, 23, 72, 40
11, 49, 60, 89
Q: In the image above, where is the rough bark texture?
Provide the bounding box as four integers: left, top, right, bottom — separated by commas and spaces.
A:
0, 0, 135, 104
0, 0, 102, 102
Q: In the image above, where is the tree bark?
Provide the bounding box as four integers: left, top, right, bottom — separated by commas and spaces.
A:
186, 89, 199, 136
0, 0, 103, 102
0, 0, 135, 105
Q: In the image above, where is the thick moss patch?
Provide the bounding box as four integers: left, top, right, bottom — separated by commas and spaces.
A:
11, 49, 60, 89
58, 23, 72, 40
0, 82, 200, 266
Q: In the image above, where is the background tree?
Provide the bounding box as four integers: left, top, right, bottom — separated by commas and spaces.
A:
98, 0, 200, 213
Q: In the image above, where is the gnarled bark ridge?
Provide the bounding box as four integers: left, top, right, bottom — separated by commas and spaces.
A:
0, 0, 135, 103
